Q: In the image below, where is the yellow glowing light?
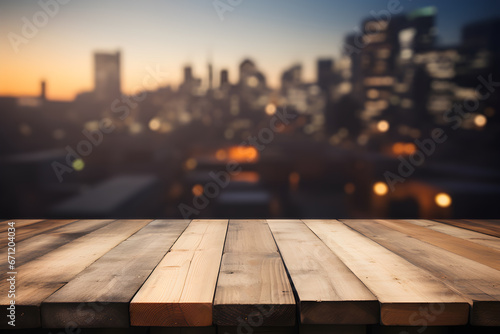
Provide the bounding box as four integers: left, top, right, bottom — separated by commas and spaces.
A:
435, 193, 452, 208
72, 159, 85, 171
192, 184, 204, 197
377, 120, 390, 133
228, 146, 259, 163
215, 149, 227, 161
185, 158, 197, 170
232, 171, 260, 183
265, 103, 277, 115
373, 182, 388, 196
474, 114, 487, 127
149, 118, 161, 131
392, 142, 405, 155
344, 182, 356, 194
403, 143, 417, 155
392, 142, 416, 155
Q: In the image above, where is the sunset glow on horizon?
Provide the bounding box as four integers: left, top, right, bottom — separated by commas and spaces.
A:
1, 0, 496, 101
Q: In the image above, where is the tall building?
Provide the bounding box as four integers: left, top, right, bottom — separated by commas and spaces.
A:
220, 69, 229, 88
239, 59, 266, 88
408, 6, 437, 53
317, 59, 334, 93
281, 64, 302, 94
94, 51, 121, 101
40, 80, 46, 100
184, 66, 193, 84
208, 63, 213, 91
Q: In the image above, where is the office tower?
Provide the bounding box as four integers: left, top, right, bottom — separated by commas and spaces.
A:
208, 63, 213, 91
408, 6, 437, 53
94, 51, 121, 101
220, 69, 229, 88
281, 64, 301, 94
184, 66, 193, 84
239, 59, 266, 88
40, 80, 46, 100
317, 59, 334, 93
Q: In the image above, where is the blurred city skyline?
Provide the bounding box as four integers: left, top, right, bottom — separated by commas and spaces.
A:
1, 0, 499, 100
1, 0, 500, 219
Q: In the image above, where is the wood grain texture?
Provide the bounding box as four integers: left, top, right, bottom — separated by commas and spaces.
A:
213, 220, 295, 326
304, 220, 469, 326
404, 219, 500, 252
0, 219, 77, 244
267, 219, 379, 324
0, 219, 151, 329
130, 219, 228, 327
341, 219, 500, 326
435, 220, 500, 238
41, 219, 189, 328
0, 219, 114, 268
0, 219, 44, 233
372, 219, 500, 271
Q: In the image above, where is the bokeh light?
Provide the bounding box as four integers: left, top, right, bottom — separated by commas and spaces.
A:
373, 182, 388, 196
435, 193, 452, 208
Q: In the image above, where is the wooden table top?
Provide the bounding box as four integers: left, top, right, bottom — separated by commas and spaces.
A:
1, 219, 499, 331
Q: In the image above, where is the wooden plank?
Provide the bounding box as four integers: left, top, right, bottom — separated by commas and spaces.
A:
435, 220, 500, 238
303, 220, 469, 326
0, 219, 44, 233
341, 219, 500, 326
404, 220, 500, 252
0, 219, 77, 244
267, 219, 379, 324
130, 219, 227, 327
372, 219, 500, 271
41, 219, 189, 328
0, 219, 115, 268
0, 219, 152, 328
213, 220, 295, 326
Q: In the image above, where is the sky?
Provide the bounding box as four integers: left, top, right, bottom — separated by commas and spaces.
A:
1, 0, 499, 101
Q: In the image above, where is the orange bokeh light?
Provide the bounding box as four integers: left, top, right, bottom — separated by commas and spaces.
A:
227, 146, 259, 163
392, 142, 416, 155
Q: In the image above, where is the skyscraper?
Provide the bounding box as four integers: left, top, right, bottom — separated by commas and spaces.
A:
220, 69, 229, 88
281, 64, 302, 95
94, 51, 121, 101
184, 66, 193, 84
40, 80, 46, 101
208, 63, 213, 91
317, 59, 334, 93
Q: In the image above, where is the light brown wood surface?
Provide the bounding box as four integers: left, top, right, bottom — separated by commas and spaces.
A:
213, 220, 296, 326
404, 219, 500, 251
0, 219, 151, 328
130, 219, 228, 327
0, 219, 497, 329
42, 219, 190, 328
372, 219, 500, 271
436, 219, 500, 238
304, 219, 469, 326
267, 219, 379, 324
341, 219, 500, 326
0, 219, 77, 244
